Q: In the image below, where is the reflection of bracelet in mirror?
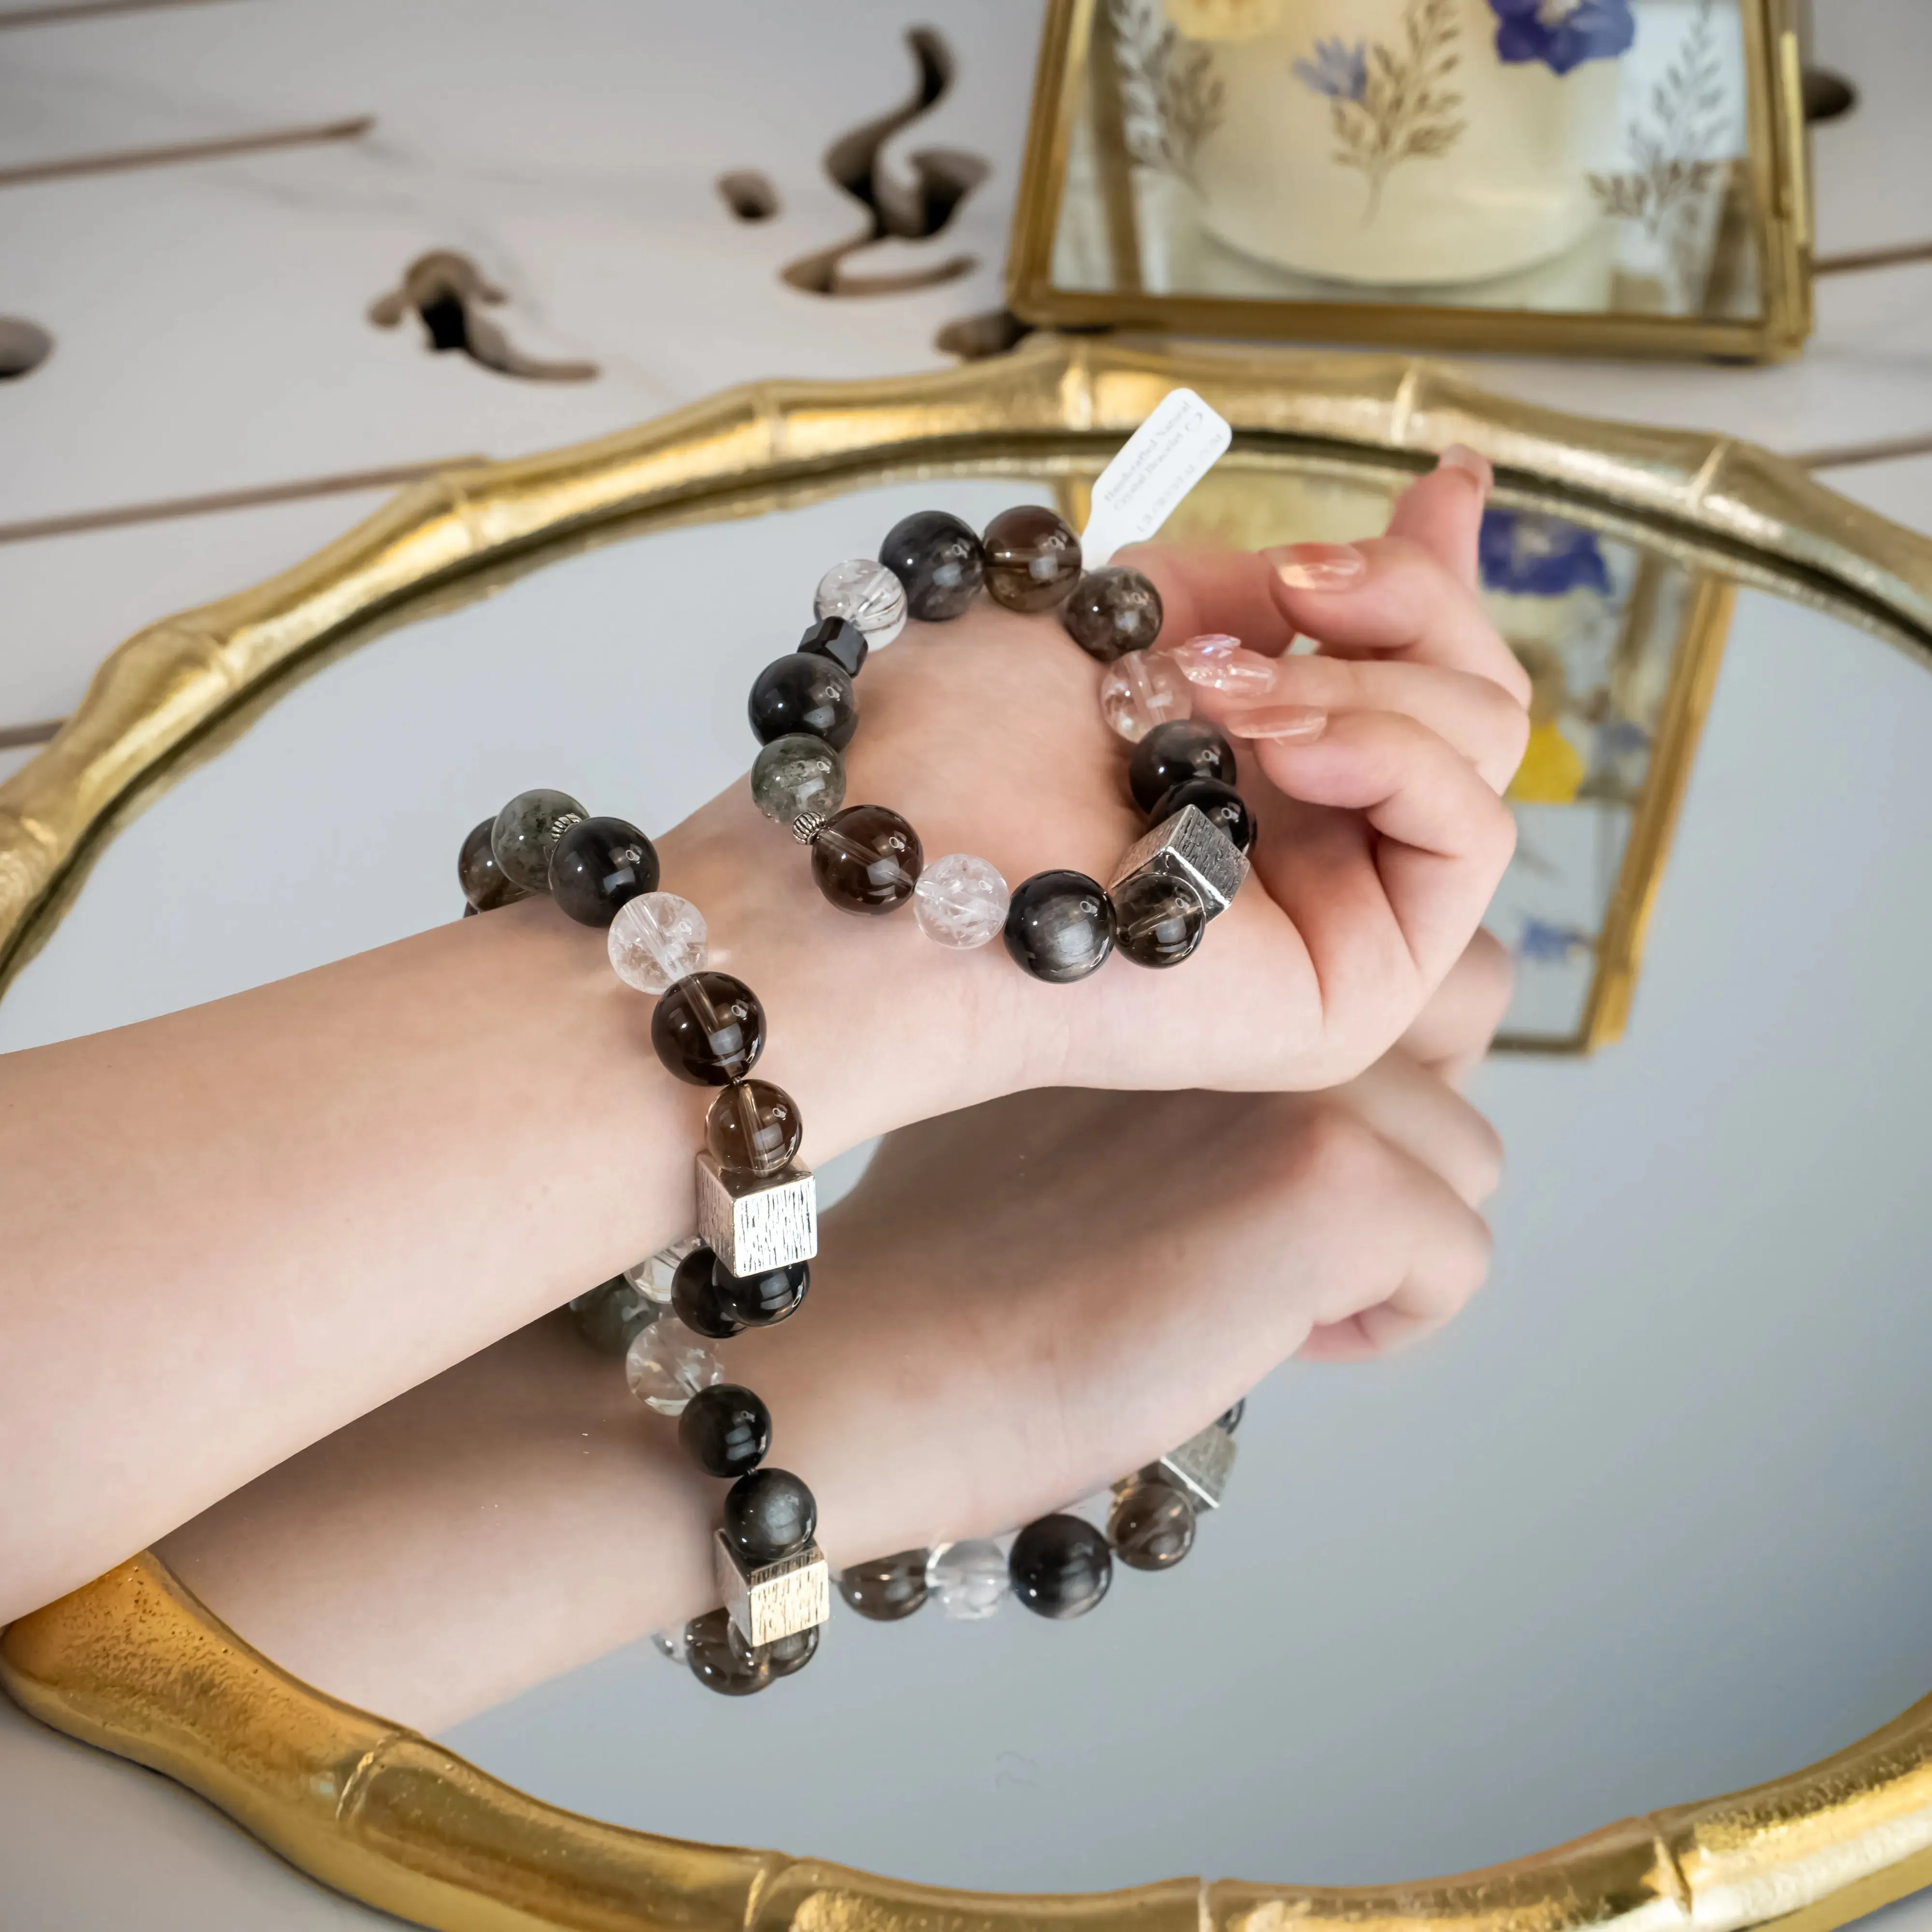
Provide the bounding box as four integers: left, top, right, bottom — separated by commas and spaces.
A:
748, 504, 1257, 980
461, 790, 832, 1691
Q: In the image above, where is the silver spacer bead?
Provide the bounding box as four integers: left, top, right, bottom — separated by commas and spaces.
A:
791, 810, 827, 845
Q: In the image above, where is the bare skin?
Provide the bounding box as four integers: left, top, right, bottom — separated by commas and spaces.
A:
0, 456, 1526, 1624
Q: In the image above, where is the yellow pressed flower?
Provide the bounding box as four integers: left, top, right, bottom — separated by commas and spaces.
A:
1164, 0, 1286, 42
1509, 721, 1586, 804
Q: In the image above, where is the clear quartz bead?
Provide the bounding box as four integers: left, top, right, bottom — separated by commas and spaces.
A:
1099, 652, 1193, 743
608, 893, 708, 994
625, 1235, 702, 1305
650, 1625, 690, 1665
814, 558, 908, 647
624, 1316, 724, 1415
913, 853, 1010, 949
926, 1539, 1009, 1621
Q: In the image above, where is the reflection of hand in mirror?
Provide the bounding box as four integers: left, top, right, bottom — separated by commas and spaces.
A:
0, 457, 1526, 1620
163, 938, 1507, 1728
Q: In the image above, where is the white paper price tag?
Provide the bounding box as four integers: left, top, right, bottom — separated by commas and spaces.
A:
1080, 387, 1232, 568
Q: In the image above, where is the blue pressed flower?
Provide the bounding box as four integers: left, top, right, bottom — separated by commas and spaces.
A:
1293, 37, 1369, 102
1518, 918, 1594, 964
1487, 0, 1635, 75
1478, 508, 1612, 597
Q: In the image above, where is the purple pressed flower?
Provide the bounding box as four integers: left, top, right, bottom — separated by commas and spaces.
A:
1293, 37, 1368, 102
1518, 918, 1594, 964
1487, 0, 1635, 75
1479, 508, 1612, 597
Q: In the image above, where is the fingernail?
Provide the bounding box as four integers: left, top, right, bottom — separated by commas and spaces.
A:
1265, 542, 1364, 590
1224, 705, 1328, 742
1164, 633, 1276, 692
1436, 443, 1494, 493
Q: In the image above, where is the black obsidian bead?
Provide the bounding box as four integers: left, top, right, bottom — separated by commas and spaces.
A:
798, 614, 867, 679
712, 1257, 809, 1327
838, 1549, 931, 1622
1218, 1398, 1245, 1434
810, 804, 923, 916
672, 1246, 742, 1340
1003, 870, 1113, 983
748, 652, 858, 749
1128, 720, 1237, 813
457, 817, 531, 911
1009, 1513, 1113, 1619
982, 504, 1082, 612
678, 1383, 772, 1478
1060, 566, 1165, 662
1109, 871, 1206, 969
1154, 777, 1257, 856
547, 815, 659, 927
685, 1608, 770, 1697
651, 972, 765, 1086
1108, 1480, 1196, 1572
879, 510, 984, 621
722, 1466, 817, 1563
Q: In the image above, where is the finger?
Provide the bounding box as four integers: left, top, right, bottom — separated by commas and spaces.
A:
1329, 1049, 1504, 1209
1111, 542, 1297, 659
1247, 710, 1518, 988
1395, 929, 1514, 1081
1384, 446, 1492, 590
1165, 639, 1530, 794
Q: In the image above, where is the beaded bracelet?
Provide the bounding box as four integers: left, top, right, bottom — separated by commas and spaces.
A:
746, 503, 1258, 981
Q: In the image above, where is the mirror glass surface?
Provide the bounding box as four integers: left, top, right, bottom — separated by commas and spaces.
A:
2, 451, 1929, 1898
1049, 0, 1766, 324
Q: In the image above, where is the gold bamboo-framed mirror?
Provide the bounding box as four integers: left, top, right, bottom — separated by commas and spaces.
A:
3, 336, 1932, 1932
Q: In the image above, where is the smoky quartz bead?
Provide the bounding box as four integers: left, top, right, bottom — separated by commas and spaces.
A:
1060, 566, 1165, 662
982, 504, 1082, 612
723, 1466, 817, 1563
1128, 720, 1236, 813
1110, 871, 1207, 968
839, 1550, 931, 1622
458, 817, 531, 911
1108, 1479, 1196, 1572
705, 1079, 805, 1178
798, 613, 867, 679
748, 652, 858, 750
1003, 870, 1113, 983
744, 1621, 819, 1678
548, 815, 659, 927
1154, 776, 1257, 856
685, 1608, 770, 1696
810, 804, 923, 916
651, 972, 765, 1086
1009, 1513, 1113, 1619
568, 1275, 658, 1356
751, 733, 846, 827
879, 510, 984, 622
678, 1383, 772, 1478
491, 788, 587, 893
671, 1246, 741, 1339
712, 1256, 809, 1327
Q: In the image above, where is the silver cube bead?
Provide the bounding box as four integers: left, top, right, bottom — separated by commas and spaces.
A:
715, 1531, 830, 1648
1158, 1422, 1237, 1509
1108, 803, 1248, 918
694, 1153, 817, 1275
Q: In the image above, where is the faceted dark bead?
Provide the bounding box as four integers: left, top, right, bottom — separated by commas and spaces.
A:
705, 1079, 805, 1178
982, 504, 1082, 612
1009, 1513, 1113, 1619
491, 788, 587, 892
1060, 566, 1165, 662
1218, 1398, 1246, 1434
879, 510, 984, 622
748, 652, 858, 749
1154, 777, 1257, 856
685, 1608, 771, 1696
1109, 871, 1206, 969
458, 817, 532, 911
1128, 720, 1236, 813
651, 972, 765, 1086
838, 1550, 931, 1622
547, 815, 659, 927
672, 1246, 742, 1339
678, 1383, 772, 1478
810, 804, 923, 916
1002, 870, 1113, 983
712, 1257, 809, 1327
568, 1275, 656, 1356
1108, 1479, 1196, 1572
722, 1466, 817, 1563
798, 614, 868, 679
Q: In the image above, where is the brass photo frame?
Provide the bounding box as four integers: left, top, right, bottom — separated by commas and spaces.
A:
4, 335, 1932, 1931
